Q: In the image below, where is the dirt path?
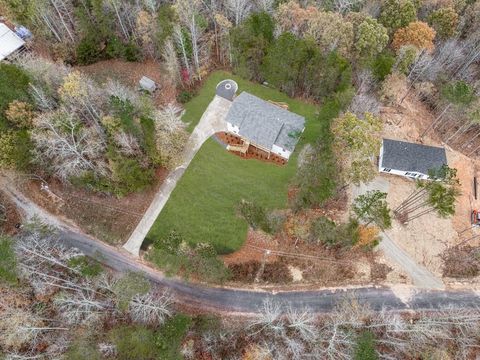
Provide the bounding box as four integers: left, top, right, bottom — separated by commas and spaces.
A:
351, 178, 444, 289
122, 95, 231, 256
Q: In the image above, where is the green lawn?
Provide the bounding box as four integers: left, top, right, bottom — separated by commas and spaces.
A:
146, 71, 319, 254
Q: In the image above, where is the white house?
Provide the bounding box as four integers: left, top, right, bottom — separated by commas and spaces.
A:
222, 91, 305, 161
379, 139, 447, 180
0, 23, 25, 61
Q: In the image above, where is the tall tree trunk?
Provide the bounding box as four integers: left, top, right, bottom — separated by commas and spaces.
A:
420, 104, 451, 140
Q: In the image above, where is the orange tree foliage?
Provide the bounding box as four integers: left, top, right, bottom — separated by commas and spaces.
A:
392, 21, 436, 52
357, 225, 380, 248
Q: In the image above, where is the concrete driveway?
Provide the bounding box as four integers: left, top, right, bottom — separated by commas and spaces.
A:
352, 177, 444, 289
123, 95, 231, 256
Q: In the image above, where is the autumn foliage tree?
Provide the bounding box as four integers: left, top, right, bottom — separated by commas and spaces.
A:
392, 21, 436, 52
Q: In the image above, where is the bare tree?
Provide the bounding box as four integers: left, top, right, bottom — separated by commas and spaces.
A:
226, 0, 252, 26
32, 111, 107, 181
255, 0, 274, 13
128, 291, 173, 325
176, 0, 204, 78
154, 104, 188, 169
163, 38, 181, 85
53, 290, 114, 325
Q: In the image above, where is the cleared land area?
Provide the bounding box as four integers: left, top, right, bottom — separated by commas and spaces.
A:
146, 71, 319, 253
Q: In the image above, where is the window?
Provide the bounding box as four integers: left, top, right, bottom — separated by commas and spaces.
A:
383, 168, 391, 172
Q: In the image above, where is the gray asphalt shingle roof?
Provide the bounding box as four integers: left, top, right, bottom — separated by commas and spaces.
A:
381, 139, 447, 175
225, 92, 305, 152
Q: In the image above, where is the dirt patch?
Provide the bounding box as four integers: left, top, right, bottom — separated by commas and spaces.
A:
370, 262, 393, 282
78, 59, 177, 107
18, 169, 168, 244
441, 246, 480, 278
288, 265, 304, 282
378, 93, 480, 280
222, 229, 279, 265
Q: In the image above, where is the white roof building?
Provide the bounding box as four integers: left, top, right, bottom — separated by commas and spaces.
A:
0, 23, 25, 61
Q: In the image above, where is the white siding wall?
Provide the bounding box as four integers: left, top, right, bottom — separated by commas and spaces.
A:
379, 168, 429, 180
271, 144, 291, 159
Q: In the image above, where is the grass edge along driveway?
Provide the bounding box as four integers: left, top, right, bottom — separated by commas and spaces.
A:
146, 71, 319, 254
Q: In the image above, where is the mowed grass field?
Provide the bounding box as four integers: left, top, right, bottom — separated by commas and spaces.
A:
146, 71, 319, 254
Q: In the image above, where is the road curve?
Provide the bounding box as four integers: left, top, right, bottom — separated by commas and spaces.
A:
59, 230, 480, 314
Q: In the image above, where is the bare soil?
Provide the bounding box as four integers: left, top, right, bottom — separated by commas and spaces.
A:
223, 211, 390, 287
0, 191, 22, 235
78, 59, 177, 107
379, 94, 480, 284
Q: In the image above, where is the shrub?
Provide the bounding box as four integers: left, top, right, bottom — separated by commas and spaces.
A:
113, 272, 150, 311
105, 36, 125, 59
190, 243, 231, 283
155, 314, 192, 360
150, 231, 231, 283
0, 236, 17, 285
5, 101, 34, 128
357, 226, 381, 249
310, 216, 338, 245
110, 325, 159, 360
380, 73, 408, 105
111, 157, 155, 195
123, 41, 141, 62
177, 90, 195, 104
67, 256, 102, 278
354, 331, 378, 360
237, 200, 273, 233
394, 45, 418, 74
76, 36, 103, 65
370, 52, 396, 81
65, 338, 101, 360
0, 64, 31, 129
441, 246, 480, 278
0, 130, 32, 171
140, 117, 160, 164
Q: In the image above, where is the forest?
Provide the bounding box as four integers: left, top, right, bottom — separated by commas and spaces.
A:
1, 0, 480, 358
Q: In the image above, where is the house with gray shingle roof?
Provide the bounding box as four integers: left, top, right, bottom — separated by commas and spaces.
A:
379, 139, 447, 180
224, 92, 305, 160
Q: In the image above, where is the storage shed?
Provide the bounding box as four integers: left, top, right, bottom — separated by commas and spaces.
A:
0, 23, 25, 61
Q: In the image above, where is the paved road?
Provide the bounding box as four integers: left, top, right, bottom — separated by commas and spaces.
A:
60, 229, 480, 313
2, 177, 479, 314
123, 96, 231, 256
